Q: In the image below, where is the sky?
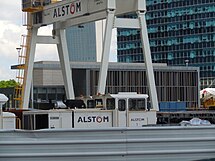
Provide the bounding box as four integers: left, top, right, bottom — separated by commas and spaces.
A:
0, 1, 117, 81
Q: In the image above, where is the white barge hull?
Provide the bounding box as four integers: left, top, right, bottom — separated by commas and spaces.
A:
0, 126, 215, 161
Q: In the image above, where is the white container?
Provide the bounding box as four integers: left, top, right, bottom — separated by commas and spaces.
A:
2, 112, 16, 129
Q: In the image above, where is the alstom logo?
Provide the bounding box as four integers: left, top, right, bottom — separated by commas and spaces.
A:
77, 116, 109, 123
53, 1, 81, 18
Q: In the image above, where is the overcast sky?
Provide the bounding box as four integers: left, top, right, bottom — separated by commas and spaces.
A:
0, 1, 117, 81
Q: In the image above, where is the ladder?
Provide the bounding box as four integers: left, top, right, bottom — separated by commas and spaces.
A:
14, 17, 33, 108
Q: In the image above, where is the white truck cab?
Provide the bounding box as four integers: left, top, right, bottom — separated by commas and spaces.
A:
23, 92, 157, 130
113, 92, 156, 127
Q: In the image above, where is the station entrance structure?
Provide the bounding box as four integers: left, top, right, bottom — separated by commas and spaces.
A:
17, 0, 159, 111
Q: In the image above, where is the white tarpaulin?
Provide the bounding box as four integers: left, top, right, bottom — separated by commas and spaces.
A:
200, 88, 215, 99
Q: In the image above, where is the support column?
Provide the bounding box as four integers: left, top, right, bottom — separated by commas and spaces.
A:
97, 9, 115, 94
22, 27, 38, 109
138, 11, 159, 111
56, 28, 75, 99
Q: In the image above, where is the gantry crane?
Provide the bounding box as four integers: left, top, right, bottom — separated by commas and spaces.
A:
15, 0, 159, 111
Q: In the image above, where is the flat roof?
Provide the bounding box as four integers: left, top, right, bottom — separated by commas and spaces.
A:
11, 61, 199, 72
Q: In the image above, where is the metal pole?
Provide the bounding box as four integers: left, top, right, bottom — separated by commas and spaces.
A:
31, 79, 34, 109
0, 104, 3, 129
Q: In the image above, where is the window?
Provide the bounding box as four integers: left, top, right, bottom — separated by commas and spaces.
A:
106, 98, 115, 110
129, 99, 146, 111
87, 100, 95, 108
95, 99, 103, 108
118, 99, 126, 111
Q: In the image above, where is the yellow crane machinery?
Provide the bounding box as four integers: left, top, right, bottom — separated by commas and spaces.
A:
14, 0, 61, 108
22, 0, 61, 12
203, 98, 215, 110
22, 0, 43, 12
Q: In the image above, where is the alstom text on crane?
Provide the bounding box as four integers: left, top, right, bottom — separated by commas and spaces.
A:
53, 1, 81, 18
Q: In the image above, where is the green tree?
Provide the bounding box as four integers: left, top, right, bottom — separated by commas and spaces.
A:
0, 79, 19, 88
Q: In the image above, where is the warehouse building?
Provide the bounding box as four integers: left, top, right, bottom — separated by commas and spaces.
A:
22, 61, 200, 109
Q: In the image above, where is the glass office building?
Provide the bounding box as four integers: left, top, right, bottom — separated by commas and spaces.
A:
66, 20, 105, 62
66, 22, 97, 62
117, 0, 215, 88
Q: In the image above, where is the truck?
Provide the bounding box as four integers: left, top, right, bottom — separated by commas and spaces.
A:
22, 92, 156, 130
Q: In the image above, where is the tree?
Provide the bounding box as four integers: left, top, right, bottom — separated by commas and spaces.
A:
0, 79, 19, 88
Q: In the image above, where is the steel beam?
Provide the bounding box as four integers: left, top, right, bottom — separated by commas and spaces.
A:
114, 18, 140, 29
36, 36, 59, 44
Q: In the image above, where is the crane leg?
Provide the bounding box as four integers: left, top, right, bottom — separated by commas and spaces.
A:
97, 9, 115, 94
138, 11, 159, 111
22, 27, 38, 109
56, 28, 75, 99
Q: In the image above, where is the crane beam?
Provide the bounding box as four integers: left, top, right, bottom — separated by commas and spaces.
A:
33, 0, 145, 27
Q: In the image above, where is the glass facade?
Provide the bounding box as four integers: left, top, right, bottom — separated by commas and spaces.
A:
117, 0, 215, 88
66, 22, 97, 62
